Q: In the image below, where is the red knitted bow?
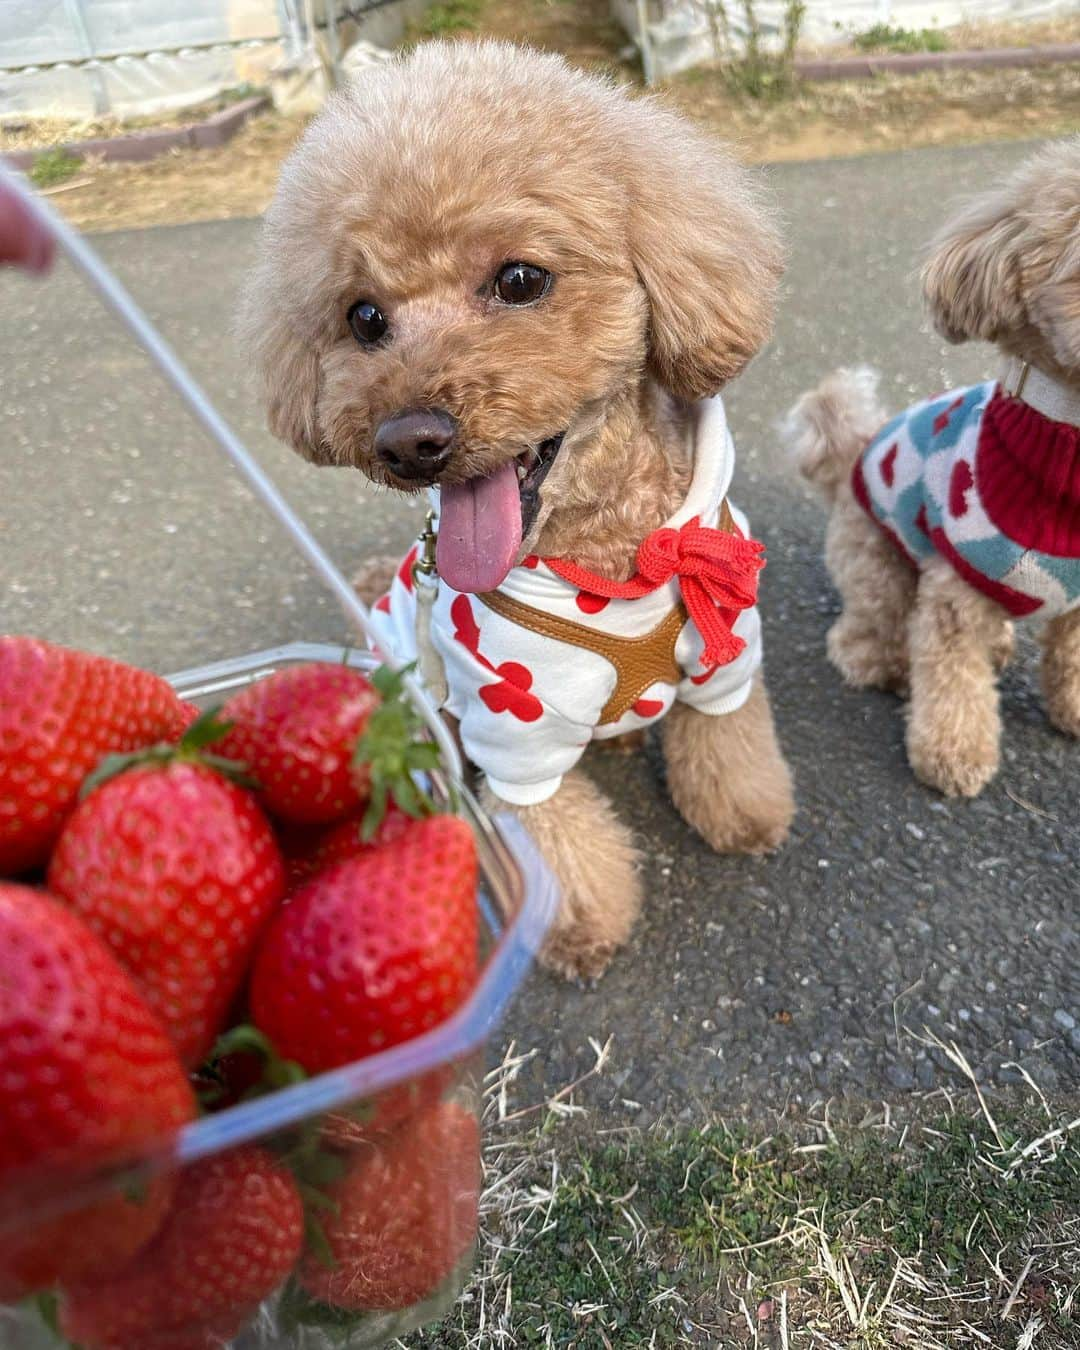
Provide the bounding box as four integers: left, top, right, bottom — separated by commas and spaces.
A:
546, 514, 765, 668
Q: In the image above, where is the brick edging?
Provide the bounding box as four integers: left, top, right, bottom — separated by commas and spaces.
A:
795, 41, 1080, 81
1, 94, 270, 173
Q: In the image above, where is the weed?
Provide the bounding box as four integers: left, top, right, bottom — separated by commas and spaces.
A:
218, 82, 264, 105
28, 147, 80, 188
403, 1048, 1080, 1348
692, 0, 806, 100
853, 22, 949, 53
419, 0, 486, 38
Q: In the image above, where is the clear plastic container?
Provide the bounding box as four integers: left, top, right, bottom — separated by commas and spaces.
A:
1, 644, 558, 1350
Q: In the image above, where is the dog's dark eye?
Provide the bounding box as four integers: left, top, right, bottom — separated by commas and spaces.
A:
347, 300, 388, 345
494, 263, 550, 306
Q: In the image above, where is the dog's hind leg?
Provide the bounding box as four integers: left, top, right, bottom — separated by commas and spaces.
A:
480, 770, 641, 981
661, 677, 793, 855
1042, 606, 1080, 737
823, 488, 918, 694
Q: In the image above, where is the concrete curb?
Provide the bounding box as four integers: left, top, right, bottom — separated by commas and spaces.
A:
795, 41, 1080, 81
1, 94, 270, 173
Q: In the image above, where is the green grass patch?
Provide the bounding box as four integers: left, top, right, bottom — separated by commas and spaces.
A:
852, 22, 949, 53
418, 0, 487, 37
28, 147, 81, 188
407, 1101, 1080, 1347
217, 82, 264, 105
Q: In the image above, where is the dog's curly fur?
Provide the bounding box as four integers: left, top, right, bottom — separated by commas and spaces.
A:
785, 138, 1080, 797
242, 41, 794, 976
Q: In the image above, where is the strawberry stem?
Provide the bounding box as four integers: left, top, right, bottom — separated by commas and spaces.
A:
354, 664, 444, 841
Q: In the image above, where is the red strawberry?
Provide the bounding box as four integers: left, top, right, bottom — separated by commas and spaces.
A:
107, 1311, 254, 1350
250, 814, 478, 1075
216, 663, 380, 825
0, 637, 190, 875
48, 757, 286, 1066
175, 701, 202, 736
300, 1100, 480, 1310
0, 885, 195, 1300
61, 1146, 304, 1348
279, 801, 412, 892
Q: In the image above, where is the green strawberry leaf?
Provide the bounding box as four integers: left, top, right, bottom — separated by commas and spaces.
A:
355, 662, 444, 837
206, 1023, 278, 1060
117, 1171, 150, 1206
298, 1175, 343, 1209
177, 705, 234, 752
80, 745, 172, 797
193, 1060, 230, 1110
81, 704, 256, 797
198, 1023, 308, 1103
361, 778, 390, 843
303, 1213, 339, 1272
26, 1291, 61, 1337
195, 752, 260, 790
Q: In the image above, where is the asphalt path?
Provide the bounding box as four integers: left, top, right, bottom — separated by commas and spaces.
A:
2, 137, 1076, 1121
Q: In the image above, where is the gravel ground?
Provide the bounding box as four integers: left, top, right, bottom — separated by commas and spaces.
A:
1, 137, 1076, 1121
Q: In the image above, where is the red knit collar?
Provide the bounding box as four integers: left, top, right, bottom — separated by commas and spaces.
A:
977, 390, 1080, 556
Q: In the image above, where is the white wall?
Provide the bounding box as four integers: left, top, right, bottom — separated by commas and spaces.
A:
614, 0, 1080, 79
0, 0, 433, 120
0, 0, 283, 119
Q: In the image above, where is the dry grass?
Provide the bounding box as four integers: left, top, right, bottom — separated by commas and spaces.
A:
666, 60, 1080, 164
399, 1036, 1080, 1349
0, 88, 266, 152
29, 60, 1080, 233
15, 111, 309, 232
802, 13, 1080, 59
9, 0, 1080, 233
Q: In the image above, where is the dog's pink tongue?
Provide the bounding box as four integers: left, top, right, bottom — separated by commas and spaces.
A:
437, 463, 522, 593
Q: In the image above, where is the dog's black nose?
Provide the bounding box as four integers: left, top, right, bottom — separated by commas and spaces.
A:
374, 409, 457, 482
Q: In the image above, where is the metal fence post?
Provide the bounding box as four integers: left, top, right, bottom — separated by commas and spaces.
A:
324, 0, 341, 85
61, 0, 109, 115
636, 0, 655, 83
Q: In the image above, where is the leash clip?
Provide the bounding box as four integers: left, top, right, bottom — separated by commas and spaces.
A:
412, 509, 439, 583
411, 509, 448, 705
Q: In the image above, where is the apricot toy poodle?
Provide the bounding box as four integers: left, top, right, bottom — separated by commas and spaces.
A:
787, 138, 1080, 797
242, 41, 795, 978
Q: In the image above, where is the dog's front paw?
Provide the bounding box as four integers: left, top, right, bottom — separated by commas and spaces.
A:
827, 617, 909, 694
483, 770, 642, 984
691, 802, 792, 855
1041, 613, 1080, 737
538, 856, 643, 983
1042, 655, 1080, 737
669, 745, 794, 853
539, 928, 619, 982
906, 726, 1000, 797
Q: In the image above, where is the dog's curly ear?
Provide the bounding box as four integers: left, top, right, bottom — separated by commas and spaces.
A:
1029, 240, 1080, 373
920, 188, 1028, 345
622, 101, 783, 400
236, 235, 324, 462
